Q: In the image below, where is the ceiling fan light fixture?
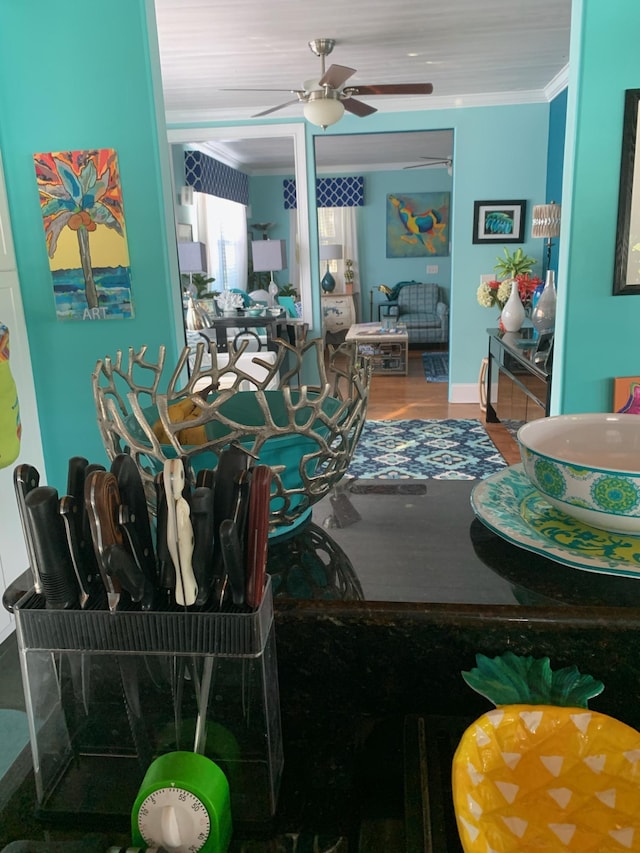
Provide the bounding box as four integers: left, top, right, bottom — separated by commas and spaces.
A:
303, 91, 345, 129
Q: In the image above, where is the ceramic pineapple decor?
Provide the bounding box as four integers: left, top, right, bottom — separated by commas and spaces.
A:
452, 652, 640, 851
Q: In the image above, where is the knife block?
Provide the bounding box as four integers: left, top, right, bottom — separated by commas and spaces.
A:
14, 577, 282, 828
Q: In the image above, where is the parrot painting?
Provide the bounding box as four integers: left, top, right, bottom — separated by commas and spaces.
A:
388, 194, 448, 255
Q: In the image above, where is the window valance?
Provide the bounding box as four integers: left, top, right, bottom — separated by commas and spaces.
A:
184, 150, 249, 206
284, 176, 364, 209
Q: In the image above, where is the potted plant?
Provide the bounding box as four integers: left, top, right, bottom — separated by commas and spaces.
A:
494, 247, 537, 280
344, 259, 355, 294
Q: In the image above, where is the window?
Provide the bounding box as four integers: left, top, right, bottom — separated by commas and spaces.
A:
195, 193, 248, 291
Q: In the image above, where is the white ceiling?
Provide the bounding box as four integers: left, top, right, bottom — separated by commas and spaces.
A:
154, 0, 571, 171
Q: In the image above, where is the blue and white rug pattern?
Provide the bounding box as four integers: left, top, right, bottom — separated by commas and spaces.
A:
347, 418, 507, 480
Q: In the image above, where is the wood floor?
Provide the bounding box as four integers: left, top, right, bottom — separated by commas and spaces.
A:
362, 349, 521, 465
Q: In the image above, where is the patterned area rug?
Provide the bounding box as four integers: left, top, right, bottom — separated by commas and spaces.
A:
422, 351, 449, 382
347, 418, 507, 480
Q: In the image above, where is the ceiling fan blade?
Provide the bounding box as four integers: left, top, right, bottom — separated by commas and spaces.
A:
342, 97, 377, 118
221, 87, 300, 92
319, 63, 356, 89
348, 83, 434, 96
403, 162, 445, 170
252, 99, 300, 118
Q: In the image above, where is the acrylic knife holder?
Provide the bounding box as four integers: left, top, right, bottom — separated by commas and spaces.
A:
14, 577, 282, 826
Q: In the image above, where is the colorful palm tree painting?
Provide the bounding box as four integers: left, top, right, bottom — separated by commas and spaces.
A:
34, 148, 134, 320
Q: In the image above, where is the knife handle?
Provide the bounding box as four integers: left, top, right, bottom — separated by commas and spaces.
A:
24, 486, 79, 610
155, 472, 176, 594
13, 463, 42, 593
245, 465, 272, 610
163, 459, 197, 607
111, 453, 157, 586
191, 486, 215, 606
59, 495, 93, 607
219, 518, 245, 608
84, 470, 122, 611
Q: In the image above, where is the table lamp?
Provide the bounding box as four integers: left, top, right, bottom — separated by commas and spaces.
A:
531, 202, 561, 275
319, 244, 342, 293
251, 239, 287, 306
177, 241, 208, 292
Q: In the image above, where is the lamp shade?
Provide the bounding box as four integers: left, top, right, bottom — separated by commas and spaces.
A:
319, 243, 343, 261
303, 93, 345, 129
251, 239, 287, 272
177, 241, 208, 274
531, 203, 562, 239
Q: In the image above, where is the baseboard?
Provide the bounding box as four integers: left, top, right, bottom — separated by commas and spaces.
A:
449, 382, 482, 404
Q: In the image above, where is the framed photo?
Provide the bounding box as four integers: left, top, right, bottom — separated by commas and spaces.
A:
613, 89, 640, 295
472, 199, 527, 244
533, 332, 554, 370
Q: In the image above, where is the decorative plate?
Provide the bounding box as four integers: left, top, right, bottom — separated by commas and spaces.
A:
471, 464, 640, 579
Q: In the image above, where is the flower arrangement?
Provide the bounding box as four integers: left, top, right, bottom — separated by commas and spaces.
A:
477, 247, 541, 310
477, 273, 543, 310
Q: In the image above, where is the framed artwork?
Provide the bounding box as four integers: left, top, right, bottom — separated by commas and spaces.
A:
613, 89, 640, 295
613, 375, 640, 413
177, 223, 193, 242
386, 192, 450, 257
34, 148, 134, 321
472, 199, 527, 244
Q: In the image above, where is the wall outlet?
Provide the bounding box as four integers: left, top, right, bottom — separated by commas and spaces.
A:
426, 264, 438, 274
480, 274, 494, 284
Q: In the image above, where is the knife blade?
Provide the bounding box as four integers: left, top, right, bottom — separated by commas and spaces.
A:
23, 486, 79, 609
13, 463, 42, 594
84, 470, 122, 612
110, 453, 157, 588
245, 464, 272, 610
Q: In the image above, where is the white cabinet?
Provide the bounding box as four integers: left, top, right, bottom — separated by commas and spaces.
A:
321, 294, 356, 341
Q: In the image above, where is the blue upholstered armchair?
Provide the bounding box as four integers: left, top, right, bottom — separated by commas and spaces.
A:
395, 281, 449, 345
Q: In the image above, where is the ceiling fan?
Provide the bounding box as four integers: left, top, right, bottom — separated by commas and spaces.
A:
404, 156, 453, 174
223, 38, 433, 129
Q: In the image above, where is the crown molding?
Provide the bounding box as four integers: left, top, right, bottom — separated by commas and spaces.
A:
165, 87, 555, 127
544, 63, 570, 101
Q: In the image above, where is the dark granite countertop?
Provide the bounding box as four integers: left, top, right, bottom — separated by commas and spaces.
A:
3, 478, 640, 851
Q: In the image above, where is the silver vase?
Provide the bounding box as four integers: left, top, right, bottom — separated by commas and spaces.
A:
531, 270, 557, 335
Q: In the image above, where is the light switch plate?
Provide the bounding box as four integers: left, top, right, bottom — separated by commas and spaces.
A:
426, 264, 438, 274
480, 274, 494, 284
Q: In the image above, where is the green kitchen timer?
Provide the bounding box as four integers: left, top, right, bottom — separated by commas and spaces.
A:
131, 752, 232, 853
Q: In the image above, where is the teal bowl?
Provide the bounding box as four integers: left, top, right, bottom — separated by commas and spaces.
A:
125, 389, 345, 535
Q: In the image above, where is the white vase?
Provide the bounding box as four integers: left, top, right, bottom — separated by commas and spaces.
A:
500, 280, 525, 332
531, 270, 557, 336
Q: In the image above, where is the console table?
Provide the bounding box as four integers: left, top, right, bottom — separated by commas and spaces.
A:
485, 326, 552, 426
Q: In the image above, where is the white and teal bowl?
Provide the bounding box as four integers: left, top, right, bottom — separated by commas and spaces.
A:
518, 413, 640, 534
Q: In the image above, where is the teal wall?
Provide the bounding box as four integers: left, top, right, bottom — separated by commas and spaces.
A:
249, 166, 454, 321
305, 103, 548, 391
553, 0, 640, 413
354, 168, 453, 321
3, 0, 627, 495
546, 89, 568, 273
0, 0, 183, 493
248, 174, 293, 291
